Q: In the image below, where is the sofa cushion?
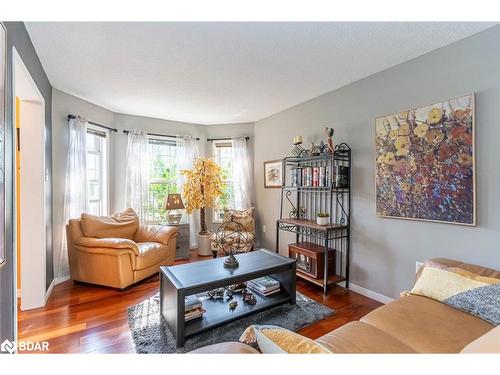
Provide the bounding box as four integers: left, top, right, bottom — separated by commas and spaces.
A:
189, 342, 259, 354
81, 208, 139, 239
316, 321, 416, 353
418, 258, 500, 281
239, 325, 330, 354
360, 295, 494, 353
134, 242, 168, 270
460, 325, 500, 353
410, 260, 500, 325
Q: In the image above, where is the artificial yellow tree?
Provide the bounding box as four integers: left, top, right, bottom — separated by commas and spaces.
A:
181, 158, 224, 234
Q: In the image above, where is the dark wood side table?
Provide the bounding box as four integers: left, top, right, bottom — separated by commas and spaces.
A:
160, 249, 296, 347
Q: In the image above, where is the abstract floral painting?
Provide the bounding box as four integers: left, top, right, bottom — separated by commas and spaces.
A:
375, 94, 475, 225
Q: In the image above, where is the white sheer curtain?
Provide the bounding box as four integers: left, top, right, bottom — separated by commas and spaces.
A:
58, 117, 88, 279
176, 136, 200, 248
232, 137, 253, 209
125, 131, 150, 222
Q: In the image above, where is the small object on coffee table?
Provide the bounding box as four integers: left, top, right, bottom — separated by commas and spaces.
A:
242, 289, 257, 305
206, 287, 225, 300
226, 289, 234, 300
228, 301, 238, 310
228, 282, 247, 293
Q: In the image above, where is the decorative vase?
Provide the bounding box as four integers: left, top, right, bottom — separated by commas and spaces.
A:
198, 232, 213, 256
316, 216, 329, 226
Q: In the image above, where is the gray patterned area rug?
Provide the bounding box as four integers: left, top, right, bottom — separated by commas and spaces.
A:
128, 292, 334, 353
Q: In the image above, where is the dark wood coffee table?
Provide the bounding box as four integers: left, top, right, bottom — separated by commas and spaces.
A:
160, 249, 296, 347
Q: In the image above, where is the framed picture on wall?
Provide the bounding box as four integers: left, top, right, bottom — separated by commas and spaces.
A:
375, 94, 475, 226
264, 160, 283, 188
0, 23, 6, 266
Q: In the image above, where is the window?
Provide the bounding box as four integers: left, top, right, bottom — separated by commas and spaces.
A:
148, 138, 178, 223
86, 126, 108, 216
213, 141, 234, 222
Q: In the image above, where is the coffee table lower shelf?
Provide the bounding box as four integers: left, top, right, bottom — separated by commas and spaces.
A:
185, 291, 291, 337
296, 270, 346, 287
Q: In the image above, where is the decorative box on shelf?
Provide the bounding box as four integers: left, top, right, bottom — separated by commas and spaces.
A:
288, 242, 335, 279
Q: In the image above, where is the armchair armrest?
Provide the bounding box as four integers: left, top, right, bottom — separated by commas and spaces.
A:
134, 225, 179, 245
74, 237, 140, 256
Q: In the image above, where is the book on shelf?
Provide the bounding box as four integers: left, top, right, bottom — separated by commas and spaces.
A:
185, 295, 202, 312
247, 284, 281, 297
185, 307, 205, 321
247, 280, 280, 292
248, 276, 280, 292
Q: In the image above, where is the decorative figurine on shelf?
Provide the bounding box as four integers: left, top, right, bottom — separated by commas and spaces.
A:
242, 289, 257, 305
310, 142, 321, 156
291, 135, 304, 157
324, 127, 335, 153
206, 288, 225, 300
228, 300, 238, 310
228, 282, 247, 293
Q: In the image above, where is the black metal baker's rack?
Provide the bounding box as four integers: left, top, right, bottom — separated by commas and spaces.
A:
276, 143, 351, 295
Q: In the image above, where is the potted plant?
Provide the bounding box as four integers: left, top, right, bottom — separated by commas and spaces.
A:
181, 158, 224, 256
316, 212, 330, 226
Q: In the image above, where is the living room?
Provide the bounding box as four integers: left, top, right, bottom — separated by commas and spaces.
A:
1, 1, 499, 372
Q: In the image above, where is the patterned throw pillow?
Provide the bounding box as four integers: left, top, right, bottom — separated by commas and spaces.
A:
410, 261, 500, 325
223, 207, 255, 233
239, 325, 331, 354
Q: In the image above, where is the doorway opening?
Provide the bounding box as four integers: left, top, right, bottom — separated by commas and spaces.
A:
13, 47, 47, 311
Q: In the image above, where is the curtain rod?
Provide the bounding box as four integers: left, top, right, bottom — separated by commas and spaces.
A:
67, 114, 118, 133
207, 136, 250, 142
122, 130, 200, 141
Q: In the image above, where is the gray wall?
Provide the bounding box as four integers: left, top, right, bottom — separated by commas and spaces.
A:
51, 88, 114, 275
0, 22, 53, 342
254, 26, 500, 299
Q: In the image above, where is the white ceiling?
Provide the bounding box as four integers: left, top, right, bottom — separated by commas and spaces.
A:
26, 22, 496, 125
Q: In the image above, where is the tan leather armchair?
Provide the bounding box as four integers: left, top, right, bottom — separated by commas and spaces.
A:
66, 208, 178, 289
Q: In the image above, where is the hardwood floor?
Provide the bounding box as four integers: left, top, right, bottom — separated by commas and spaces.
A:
17, 252, 382, 353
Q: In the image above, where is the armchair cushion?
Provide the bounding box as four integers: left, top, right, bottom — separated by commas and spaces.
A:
74, 237, 140, 255
134, 224, 178, 245
135, 242, 170, 270
81, 208, 139, 239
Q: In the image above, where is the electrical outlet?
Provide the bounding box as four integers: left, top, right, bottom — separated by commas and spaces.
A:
415, 261, 424, 273
262, 225, 266, 233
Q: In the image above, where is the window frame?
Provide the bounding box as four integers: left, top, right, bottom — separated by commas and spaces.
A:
212, 140, 234, 223
147, 137, 179, 224
86, 124, 110, 216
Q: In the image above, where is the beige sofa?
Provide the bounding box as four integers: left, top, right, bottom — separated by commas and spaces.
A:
191, 258, 499, 353
66, 208, 178, 289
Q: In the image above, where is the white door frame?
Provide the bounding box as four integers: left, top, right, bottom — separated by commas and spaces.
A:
12, 47, 47, 313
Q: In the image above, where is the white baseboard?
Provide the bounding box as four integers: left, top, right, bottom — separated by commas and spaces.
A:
44, 276, 70, 303
45, 279, 56, 303
349, 283, 394, 304
54, 276, 70, 285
